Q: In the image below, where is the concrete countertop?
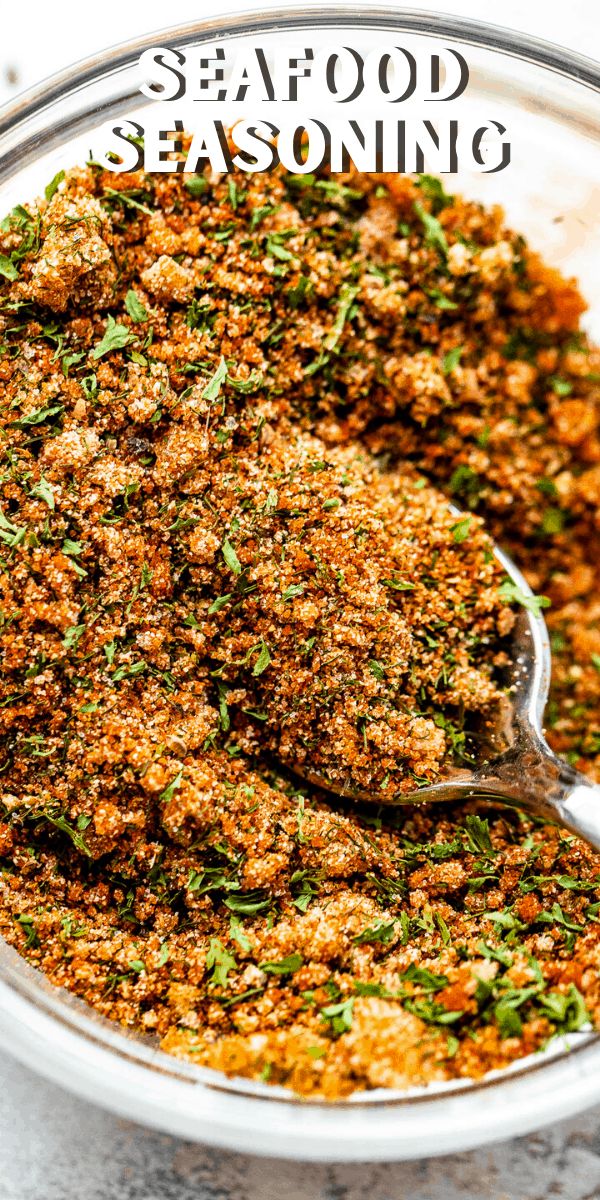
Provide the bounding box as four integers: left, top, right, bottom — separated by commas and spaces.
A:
3, 1051, 600, 1200
1, 1, 599, 1196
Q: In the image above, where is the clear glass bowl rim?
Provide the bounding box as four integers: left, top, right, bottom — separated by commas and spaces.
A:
1, 2, 600, 1161
1, 0, 600, 136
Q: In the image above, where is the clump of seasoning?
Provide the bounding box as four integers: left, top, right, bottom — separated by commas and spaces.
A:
205, 439, 515, 798
0, 160, 599, 1099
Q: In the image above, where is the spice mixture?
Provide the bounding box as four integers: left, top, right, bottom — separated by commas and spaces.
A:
0, 162, 599, 1097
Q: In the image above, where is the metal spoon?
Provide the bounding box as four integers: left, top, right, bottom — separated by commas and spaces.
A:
292, 544, 600, 849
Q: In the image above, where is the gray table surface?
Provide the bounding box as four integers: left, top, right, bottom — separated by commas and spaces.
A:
2, 1047, 600, 1200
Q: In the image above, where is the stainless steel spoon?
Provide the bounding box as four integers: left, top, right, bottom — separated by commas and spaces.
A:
292, 544, 600, 849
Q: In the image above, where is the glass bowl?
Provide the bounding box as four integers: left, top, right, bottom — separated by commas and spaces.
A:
1, 4, 600, 1161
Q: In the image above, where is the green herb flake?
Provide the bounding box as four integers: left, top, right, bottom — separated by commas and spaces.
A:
368, 659, 385, 681
159, 770, 183, 804
252, 641, 272, 677
414, 201, 448, 256
229, 915, 252, 952
286, 274, 314, 308
353, 920, 396, 946
208, 592, 233, 614
538, 984, 590, 1031
221, 536, 242, 576
185, 175, 208, 196
266, 234, 294, 262
540, 507, 565, 536
92, 315, 134, 360
206, 938, 237, 988
550, 376, 573, 397
442, 345, 463, 375
62, 623, 86, 651
31, 476, 55, 510
451, 515, 472, 544
324, 283, 360, 352
37, 808, 92, 857
401, 963, 448, 991
499, 579, 551, 617
495, 996, 524, 1038
44, 169, 65, 203
261, 952, 303, 975
203, 356, 228, 402
224, 890, 271, 915
11, 403, 64, 429
428, 289, 458, 311
0, 254, 18, 282
464, 814, 493, 855
282, 583, 305, 602
125, 290, 149, 322
382, 577, 416, 592
321, 997, 354, 1034
416, 175, 453, 211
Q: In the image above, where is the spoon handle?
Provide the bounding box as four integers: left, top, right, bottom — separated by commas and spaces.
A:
551, 775, 600, 850
482, 745, 600, 849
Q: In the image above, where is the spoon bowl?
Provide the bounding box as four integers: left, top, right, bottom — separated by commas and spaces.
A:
294, 543, 600, 849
